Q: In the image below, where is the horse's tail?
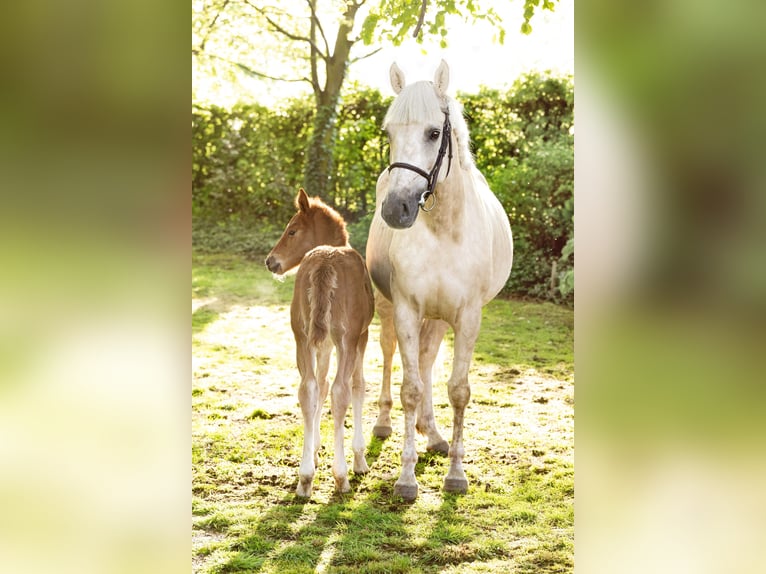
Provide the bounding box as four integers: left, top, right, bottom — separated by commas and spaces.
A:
308, 263, 337, 347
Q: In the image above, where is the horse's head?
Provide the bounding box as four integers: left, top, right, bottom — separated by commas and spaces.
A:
265, 188, 349, 275
381, 60, 469, 229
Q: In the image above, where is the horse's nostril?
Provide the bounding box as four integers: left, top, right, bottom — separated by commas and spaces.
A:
266, 255, 281, 273
401, 202, 409, 217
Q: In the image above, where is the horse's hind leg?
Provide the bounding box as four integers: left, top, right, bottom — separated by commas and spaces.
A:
331, 337, 358, 493
351, 330, 370, 475
313, 342, 332, 465
443, 308, 482, 494
417, 319, 450, 454
373, 293, 396, 439
296, 339, 319, 498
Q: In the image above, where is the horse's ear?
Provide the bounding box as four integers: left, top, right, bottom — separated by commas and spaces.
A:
390, 63, 405, 94
434, 59, 449, 97
296, 188, 310, 212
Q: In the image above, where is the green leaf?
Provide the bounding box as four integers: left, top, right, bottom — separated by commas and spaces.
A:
360, 13, 379, 45
521, 21, 532, 35
560, 237, 574, 260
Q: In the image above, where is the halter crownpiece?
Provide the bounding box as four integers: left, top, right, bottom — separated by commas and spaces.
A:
387, 109, 453, 212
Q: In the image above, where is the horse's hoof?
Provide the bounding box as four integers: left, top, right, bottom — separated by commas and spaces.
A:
372, 425, 392, 439
393, 483, 418, 501
335, 477, 351, 493
296, 480, 313, 499
443, 477, 468, 494
426, 440, 450, 455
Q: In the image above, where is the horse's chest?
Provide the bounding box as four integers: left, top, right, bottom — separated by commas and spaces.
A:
391, 241, 486, 315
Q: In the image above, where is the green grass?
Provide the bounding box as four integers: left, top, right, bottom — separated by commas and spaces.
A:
192, 251, 573, 573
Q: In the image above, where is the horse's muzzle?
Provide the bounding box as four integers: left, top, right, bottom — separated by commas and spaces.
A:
265, 255, 282, 274
381, 195, 419, 229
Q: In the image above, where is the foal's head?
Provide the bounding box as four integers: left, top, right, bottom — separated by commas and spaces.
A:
265, 188, 349, 275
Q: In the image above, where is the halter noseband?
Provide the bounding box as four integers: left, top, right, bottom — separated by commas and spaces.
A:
387, 110, 453, 212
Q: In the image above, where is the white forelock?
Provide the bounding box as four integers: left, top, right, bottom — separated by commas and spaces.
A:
383, 81, 473, 170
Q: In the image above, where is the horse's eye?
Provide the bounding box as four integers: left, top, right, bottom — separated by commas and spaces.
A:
288, 229, 297, 237
429, 130, 441, 141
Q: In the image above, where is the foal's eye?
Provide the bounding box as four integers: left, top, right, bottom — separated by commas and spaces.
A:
429, 129, 441, 141
288, 229, 297, 237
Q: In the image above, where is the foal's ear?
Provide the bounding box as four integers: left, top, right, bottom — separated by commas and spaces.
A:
390, 62, 405, 94
296, 188, 311, 212
433, 59, 449, 97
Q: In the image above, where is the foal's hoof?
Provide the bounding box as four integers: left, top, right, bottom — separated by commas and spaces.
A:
372, 425, 392, 439
393, 483, 418, 502
443, 477, 468, 494
426, 440, 450, 455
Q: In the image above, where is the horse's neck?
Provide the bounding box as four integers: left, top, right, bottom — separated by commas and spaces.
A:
315, 221, 349, 248
428, 170, 467, 235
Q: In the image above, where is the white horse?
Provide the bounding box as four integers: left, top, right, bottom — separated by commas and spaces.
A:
366, 61, 513, 501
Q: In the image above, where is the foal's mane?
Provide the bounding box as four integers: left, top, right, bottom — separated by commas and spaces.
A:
382, 81, 473, 169
298, 192, 349, 245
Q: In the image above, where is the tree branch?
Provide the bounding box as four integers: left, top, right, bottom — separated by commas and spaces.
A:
203, 52, 312, 84
413, 0, 428, 38
241, 0, 327, 60
305, 0, 330, 55
196, 0, 230, 54
350, 46, 383, 63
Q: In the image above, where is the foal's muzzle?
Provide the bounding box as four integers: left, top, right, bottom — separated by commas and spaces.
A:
265, 255, 282, 274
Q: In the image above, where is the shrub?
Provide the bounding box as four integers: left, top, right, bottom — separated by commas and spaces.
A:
192, 73, 574, 301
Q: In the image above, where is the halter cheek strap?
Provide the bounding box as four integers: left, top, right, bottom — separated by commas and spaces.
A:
387, 110, 453, 212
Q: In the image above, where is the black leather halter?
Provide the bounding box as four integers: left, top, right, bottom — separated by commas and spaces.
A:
387, 110, 453, 212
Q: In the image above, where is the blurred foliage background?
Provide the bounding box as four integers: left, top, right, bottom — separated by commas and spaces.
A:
192, 72, 574, 303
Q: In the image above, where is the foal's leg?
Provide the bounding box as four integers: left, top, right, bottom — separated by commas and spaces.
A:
313, 342, 332, 466
443, 308, 482, 494
351, 330, 370, 475
296, 339, 318, 498
392, 303, 423, 501
417, 319, 450, 454
331, 336, 358, 493
373, 294, 396, 439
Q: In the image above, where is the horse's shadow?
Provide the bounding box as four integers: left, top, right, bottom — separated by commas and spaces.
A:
217, 432, 472, 573
215, 433, 390, 572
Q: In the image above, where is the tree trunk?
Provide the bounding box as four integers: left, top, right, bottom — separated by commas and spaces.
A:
303, 97, 338, 199
302, 0, 361, 201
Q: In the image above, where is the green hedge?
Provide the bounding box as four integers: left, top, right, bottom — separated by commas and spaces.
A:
192, 73, 573, 302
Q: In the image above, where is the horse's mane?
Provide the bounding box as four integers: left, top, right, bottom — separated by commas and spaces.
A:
382, 81, 473, 170
300, 194, 350, 245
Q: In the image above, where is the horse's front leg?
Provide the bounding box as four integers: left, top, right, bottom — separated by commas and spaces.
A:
417, 319, 450, 454
443, 308, 482, 494
373, 293, 396, 439
392, 302, 423, 501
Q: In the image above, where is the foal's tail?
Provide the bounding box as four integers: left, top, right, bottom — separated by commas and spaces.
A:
308, 263, 338, 347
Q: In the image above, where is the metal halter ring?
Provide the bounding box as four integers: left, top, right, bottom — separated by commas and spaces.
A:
419, 190, 437, 212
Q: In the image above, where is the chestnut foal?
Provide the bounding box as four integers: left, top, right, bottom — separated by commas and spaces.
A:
266, 189, 374, 497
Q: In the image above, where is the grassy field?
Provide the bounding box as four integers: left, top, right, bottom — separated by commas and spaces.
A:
192, 252, 574, 573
